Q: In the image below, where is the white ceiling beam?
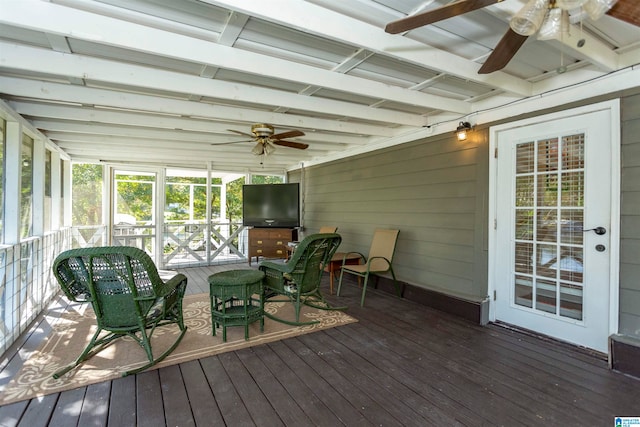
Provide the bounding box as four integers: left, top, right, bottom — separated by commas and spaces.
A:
201, 0, 532, 97
17, 103, 368, 145
1, 0, 470, 114
1, 76, 397, 137
0, 42, 427, 127
192, 11, 249, 96
59, 145, 305, 167
30, 119, 354, 148
43, 129, 338, 153
48, 132, 329, 157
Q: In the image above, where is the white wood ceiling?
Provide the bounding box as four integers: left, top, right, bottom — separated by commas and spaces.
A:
1, 0, 639, 173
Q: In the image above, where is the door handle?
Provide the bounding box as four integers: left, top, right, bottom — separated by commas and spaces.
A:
582, 226, 606, 235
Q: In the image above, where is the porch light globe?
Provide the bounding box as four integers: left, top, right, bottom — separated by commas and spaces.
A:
555, 0, 587, 10
510, 0, 550, 36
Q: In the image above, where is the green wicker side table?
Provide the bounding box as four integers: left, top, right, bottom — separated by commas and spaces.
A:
208, 269, 265, 342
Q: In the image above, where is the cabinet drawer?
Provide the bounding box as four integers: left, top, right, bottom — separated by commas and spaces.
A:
269, 230, 291, 239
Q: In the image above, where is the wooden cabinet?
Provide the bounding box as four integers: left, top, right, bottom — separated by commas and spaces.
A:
248, 228, 296, 265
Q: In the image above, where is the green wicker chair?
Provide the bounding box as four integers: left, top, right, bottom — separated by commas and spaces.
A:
259, 233, 345, 326
51, 246, 188, 378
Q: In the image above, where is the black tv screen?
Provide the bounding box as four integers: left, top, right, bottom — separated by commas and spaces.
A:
242, 183, 300, 228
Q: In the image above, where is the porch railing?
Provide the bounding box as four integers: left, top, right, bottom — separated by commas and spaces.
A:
0, 229, 70, 355
0, 222, 248, 356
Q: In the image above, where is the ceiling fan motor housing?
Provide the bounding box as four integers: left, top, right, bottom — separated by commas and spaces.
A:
251, 123, 274, 138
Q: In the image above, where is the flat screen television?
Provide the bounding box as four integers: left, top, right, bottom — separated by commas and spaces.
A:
242, 183, 300, 228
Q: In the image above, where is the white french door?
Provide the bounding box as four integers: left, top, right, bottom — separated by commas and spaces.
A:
490, 102, 619, 353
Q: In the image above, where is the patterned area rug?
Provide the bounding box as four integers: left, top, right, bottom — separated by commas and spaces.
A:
0, 293, 357, 406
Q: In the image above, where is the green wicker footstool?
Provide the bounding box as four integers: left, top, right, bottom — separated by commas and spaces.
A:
208, 269, 265, 342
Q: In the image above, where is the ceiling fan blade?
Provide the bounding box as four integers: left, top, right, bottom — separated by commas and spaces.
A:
271, 130, 305, 140
227, 129, 254, 137
273, 140, 309, 150
385, 0, 501, 34
478, 29, 528, 74
607, 0, 640, 27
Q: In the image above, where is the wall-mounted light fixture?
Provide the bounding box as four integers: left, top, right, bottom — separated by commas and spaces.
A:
456, 121, 472, 141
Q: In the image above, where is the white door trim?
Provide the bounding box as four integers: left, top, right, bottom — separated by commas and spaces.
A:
488, 99, 621, 342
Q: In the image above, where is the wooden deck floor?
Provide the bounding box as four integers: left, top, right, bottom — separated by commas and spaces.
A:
0, 263, 638, 426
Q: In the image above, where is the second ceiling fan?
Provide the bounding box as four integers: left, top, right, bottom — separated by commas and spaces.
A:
384, 0, 639, 74
214, 123, 308, 156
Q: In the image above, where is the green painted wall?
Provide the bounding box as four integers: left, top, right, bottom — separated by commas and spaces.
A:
292, 90, 640, 342
291, 129, 490, 302
620, 92, 640, 339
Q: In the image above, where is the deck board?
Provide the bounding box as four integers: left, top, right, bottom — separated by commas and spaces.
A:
0, 263, 639, 426
199, 355, 255, 425
107, 376, 136, 427
179, 360, 226, 426
136, 371, 165, 427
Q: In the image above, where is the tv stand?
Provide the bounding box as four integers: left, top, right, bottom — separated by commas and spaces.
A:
248, 228, 297, 265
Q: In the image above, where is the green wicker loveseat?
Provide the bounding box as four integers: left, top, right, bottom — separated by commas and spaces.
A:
51, 246, 187, 378
259, 233, 346, 325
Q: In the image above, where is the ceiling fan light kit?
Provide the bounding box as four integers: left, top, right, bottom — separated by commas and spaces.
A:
214, 123, 308, 159
556, 0, 588, 9
583, 0, 618, 20
384, 0, 632, 74
510, 0, 552, 36
538, 7, 570, 40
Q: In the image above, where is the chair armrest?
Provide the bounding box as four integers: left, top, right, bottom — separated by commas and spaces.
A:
364, 256, 391, 272
146, 273, 188, 309
342, 252, 365, 265
259, 260, 294, 274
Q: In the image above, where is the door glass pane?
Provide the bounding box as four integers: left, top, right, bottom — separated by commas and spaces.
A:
560, 209, 583, 245
560, 283, 583, 320
558, 246, 583, 282
561, 171, 584, 207
562, 134, 584, 170
515, 242, 533, 274
537, 138, 559, 172
537, 209, 557, 242
513, 134, 585, 321
536, 279, 557, 314
515, 275, 533, 308
537, 173, 558, 206
515, 176, 534, 206
516, 142, 535, 174
537, 243, 557, 278
515, 209, 533, 240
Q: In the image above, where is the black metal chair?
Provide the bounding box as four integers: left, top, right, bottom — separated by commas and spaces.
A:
51, 246, 187, 378
259, 233, 345, 325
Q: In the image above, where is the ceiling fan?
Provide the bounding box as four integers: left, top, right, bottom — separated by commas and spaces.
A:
384, 0, 639, 74
213, 123, 308, 156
